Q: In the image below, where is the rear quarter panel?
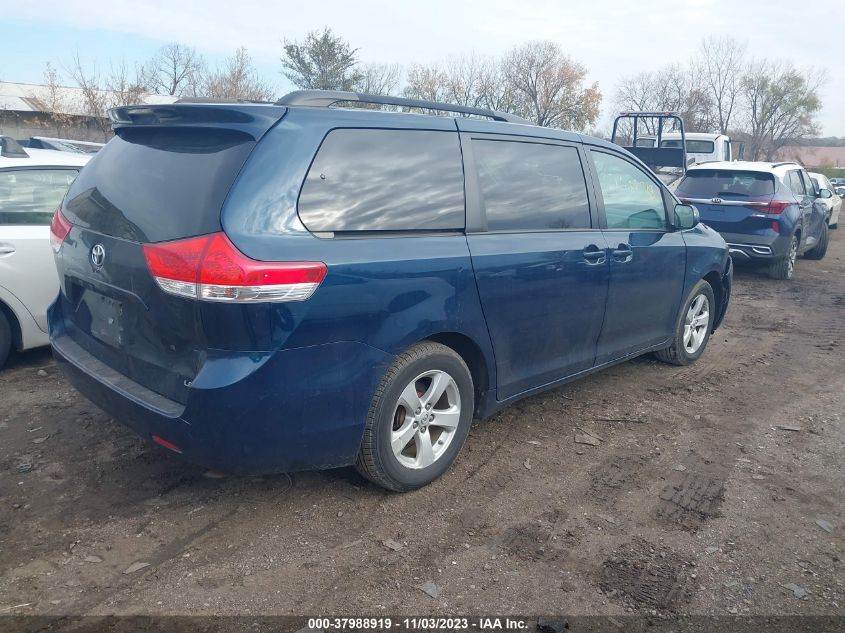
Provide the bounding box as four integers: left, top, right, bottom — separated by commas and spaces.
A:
221, 109, 499, 414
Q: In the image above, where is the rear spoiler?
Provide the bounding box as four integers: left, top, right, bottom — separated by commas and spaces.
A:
108, 103, 287, 141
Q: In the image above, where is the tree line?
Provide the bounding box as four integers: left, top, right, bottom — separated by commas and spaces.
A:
36, 28, 825, 159
615, 36, 825, 161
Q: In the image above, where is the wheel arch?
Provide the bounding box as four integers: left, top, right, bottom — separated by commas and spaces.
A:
424, 331, 492, 418
0, 299, 22, 352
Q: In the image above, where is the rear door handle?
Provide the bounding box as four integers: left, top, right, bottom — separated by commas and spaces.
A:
611, 243, 633, 262
582, 244, 606, 265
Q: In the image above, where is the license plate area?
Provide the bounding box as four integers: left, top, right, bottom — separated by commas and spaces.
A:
81, 289, 125, 348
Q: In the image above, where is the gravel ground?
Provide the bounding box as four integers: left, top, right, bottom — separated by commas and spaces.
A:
0, 231, 843, 627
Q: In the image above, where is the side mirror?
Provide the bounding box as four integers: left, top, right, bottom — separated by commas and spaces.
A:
819, 188, 832, 199
674, 203, 700, 230
736, 142, 745, 160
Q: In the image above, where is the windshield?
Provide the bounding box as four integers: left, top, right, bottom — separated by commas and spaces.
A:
676, 170, 776, 198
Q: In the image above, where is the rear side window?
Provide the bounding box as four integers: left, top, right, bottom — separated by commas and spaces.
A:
676, 170, 776, 198
787, 171, 806, 196
0, 168, 79, 225
473, 140, 591, 231
800, 171, 817, 196
298, 129, 464, 232
661, 139, 715, 153
591, 151, 666, 230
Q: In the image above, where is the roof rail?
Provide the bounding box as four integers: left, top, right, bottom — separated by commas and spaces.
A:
771, 161, 800, 168
174, 97, 275, 105
276, 90, 531, 124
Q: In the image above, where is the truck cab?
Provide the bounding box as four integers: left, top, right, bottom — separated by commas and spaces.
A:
659, 132, 739, 165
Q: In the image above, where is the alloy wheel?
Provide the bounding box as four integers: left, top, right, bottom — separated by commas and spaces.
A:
683, 294, 710, 354
391, 370, 461, 469
787, 237, 798, 278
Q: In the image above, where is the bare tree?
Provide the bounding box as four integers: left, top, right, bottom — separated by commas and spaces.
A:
404, 64, 449, 103
404, 54, 519, 114
740, 60, 825, 160
694, 35, 746, 134
39, 63, 73, 136
67, 53, 111, 140
354, 63, 402, 95
281, 28, 361, 91
616, 65, 716, 134
502, 41, 601, 129
475, 58, 520, 113
141, 43, 205, 96
203, 47, 275, 101
106, 60, 146, 107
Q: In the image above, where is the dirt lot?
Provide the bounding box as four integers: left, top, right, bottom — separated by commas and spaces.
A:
1, 232, 843, 625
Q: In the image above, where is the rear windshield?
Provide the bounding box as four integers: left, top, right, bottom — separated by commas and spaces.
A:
661, 139, 716, 154
676, 170, 776, 198
63, 127, 255, 243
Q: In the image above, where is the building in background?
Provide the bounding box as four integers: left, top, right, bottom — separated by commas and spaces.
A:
776, 145, 845, 173
0, 81, 177, 143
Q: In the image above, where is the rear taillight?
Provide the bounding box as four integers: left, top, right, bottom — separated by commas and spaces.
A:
143, 232, 326, 303
745, 198, 790, 215
50, 207, 72, 253
765, 200, 790, 214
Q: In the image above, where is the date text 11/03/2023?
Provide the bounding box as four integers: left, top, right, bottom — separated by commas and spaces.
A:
306, 617, 530, 630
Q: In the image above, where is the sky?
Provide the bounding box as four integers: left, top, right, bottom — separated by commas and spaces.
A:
0, 0, 842, 136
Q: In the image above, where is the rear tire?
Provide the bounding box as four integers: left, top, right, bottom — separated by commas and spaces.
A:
0, 310, 11, 370
356, 341, 474, 492
805, 222, 829, 260
654, 279, 715, 367
768, 234, 798, 280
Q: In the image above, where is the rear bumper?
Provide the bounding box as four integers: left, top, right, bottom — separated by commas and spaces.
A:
51, 327, 393, 475
720, 232, 790, 260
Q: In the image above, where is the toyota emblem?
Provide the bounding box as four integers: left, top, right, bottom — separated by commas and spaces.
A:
91, 244, 106, 268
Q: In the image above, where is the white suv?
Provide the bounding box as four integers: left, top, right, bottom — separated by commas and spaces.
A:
0, 138, 90, 368
809, 172, 841, 229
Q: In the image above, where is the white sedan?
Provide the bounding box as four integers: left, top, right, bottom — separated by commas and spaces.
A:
810, 172, 842, 229
0, 139, 90, 368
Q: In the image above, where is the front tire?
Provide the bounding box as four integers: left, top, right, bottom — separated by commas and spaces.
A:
356, 341, 474, 492
805, 222, 829, 260
0, 310, 11, 370
654, 279, 715, 366
768, 234, 798, 280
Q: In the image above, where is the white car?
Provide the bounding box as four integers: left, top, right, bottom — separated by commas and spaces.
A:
0, 138, 90, 368
809, 172, 842, 229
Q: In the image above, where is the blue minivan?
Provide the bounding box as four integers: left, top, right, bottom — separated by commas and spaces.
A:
48, 91, 732, 491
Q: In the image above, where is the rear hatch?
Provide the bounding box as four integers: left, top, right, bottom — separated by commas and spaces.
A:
675, 169, 782, 234
52, 103, 286, 404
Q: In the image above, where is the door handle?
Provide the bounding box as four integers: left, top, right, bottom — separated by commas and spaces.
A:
611, 243, 633, 262
0, 244, 15, 256
582, 244, 606, 265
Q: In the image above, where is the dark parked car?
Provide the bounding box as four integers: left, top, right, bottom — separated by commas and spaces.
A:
49, 91, 732, 491
675, 161, 830, 280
